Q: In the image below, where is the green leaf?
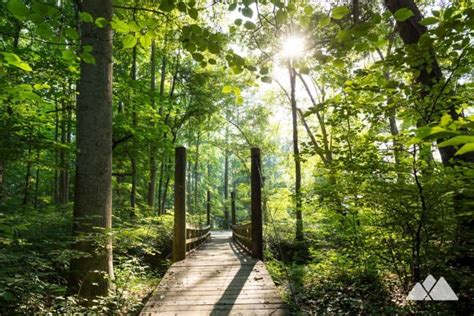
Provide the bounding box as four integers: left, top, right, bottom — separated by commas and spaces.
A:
36, 23, 54, 38
318, 16, 330, 27
79, 12, 94, 23
7, 0, 29, 19
331, 6, 350, 20
111, 19, 130, 33
275, 10, 288, 24
261, 76, 272, 83
336, 29, 352, 43
160, 0, 175, 12
242, 7, 253, 18
367, 33, 378, 42
299, 66, 310, 75
456, 143, 474, 155
438, 136, 474, 148
244, 21, 256, 30
208, 58, 217, 65
95, 17, 108, 28
177, 2, 187, 12
304, 5, 313, 15
222, 85, 233, 93
416, 126, 459, 141
208, 42, 220, 54
61, 49, 76, 61
2, 52, 32, 71
420, 17, 438, 26
191, 52, 204, 62
122, 35, 137, 49
228, 3, 237, 11
81, 52, 95, 64
188, 8, 198, 20
234, 19, 243, 26
393, 8, 414, 21
65, 28, 79, 40
139, 35, 152, 48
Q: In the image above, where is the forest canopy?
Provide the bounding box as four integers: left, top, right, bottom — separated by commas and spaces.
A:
0, 0, 473, 314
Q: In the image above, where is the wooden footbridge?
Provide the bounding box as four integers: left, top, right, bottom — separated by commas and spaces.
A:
141, 147, 288, 315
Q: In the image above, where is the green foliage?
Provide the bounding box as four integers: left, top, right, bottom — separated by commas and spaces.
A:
393, 8, 414, 21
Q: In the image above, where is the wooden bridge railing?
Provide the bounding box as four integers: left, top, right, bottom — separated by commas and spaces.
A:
231, 222, 252, 253
186, 224, 211, 252
230, 147, 263, 260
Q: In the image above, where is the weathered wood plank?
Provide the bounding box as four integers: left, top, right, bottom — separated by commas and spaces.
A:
142, 231, 288, 315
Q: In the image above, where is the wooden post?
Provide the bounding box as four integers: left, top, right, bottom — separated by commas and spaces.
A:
251, 147, 263, 260
173, 147, 186, 262
206, 190, 211, 226
231, 191, 236, 226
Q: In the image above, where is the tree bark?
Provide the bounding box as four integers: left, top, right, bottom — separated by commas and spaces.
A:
68, 0, 114, 300
289, 63, 303, 241
147, 40, 158, 208
194, 132, 200, 216
129, 45, 137, 209
0, 158, 4, 202
22, 147, 32, 206
224, 148, 229, 229
59, 93, 69, 205
34, 149, 40, 209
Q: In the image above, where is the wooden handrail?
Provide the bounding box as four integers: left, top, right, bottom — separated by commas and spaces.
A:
185, 224, 211, 252
231, 222, 252, 254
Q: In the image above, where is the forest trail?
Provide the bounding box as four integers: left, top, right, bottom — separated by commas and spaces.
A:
141, 231, 288, 315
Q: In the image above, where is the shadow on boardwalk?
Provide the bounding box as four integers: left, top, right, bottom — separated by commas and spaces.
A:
140, 231, 288, 316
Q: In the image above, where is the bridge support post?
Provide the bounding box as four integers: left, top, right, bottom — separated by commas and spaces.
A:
251, 147, 263, 260
173, 146, 186, 262
231, 191, 236, 226
207, 190, 211, 226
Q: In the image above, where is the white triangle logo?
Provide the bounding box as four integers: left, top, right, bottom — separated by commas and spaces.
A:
406, 275, 458, 301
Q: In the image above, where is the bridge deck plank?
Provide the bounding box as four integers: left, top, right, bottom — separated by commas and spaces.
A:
141, 231, 288, 316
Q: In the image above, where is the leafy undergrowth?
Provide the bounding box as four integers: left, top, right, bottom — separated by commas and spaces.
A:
0, 206, 173, 314
267, 258, 457, 315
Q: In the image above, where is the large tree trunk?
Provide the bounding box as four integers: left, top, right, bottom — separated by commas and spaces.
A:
386, 0, 474, 309
68, 0, 114, 300
289, 63, 303, 241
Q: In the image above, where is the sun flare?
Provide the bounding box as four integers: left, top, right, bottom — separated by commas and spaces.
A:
281, 35, 306, 59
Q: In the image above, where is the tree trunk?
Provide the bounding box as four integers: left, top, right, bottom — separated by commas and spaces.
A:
157, 158, 165, 214
224, 148, 229, 229
161, 162, 171, 214
22, 147, 32, 206
59, 95, 69, 205
289, 63, 303, 241
129, 45, 137, 209
34, 149, 40, 209
194, 132, 200, 216
0, 158, 4, 202
68, 0, 114, 300
147, 40, 157, 208
54, 96, 59, 204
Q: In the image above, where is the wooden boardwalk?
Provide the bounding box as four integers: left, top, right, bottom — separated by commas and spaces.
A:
141, 231, 288, 316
